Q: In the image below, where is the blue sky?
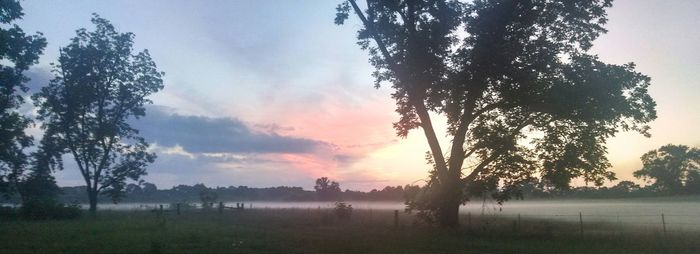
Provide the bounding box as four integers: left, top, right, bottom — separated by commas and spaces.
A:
15, 0, 700, 190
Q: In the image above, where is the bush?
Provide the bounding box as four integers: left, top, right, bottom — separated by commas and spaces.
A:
333, 202, 353, 220
0, 206, 18, 219
170, 202, 197, 209
199, 189, 218, 209
19, 200, 81, 220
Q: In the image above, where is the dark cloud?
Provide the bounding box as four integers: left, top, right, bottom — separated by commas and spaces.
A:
132, 106, 329, 154
142, 151, 316, 189
333, 154, 362, 167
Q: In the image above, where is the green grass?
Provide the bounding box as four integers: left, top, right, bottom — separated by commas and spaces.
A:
0, 208, 698, 254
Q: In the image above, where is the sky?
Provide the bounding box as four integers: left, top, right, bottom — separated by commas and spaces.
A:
14, 0, 700, 191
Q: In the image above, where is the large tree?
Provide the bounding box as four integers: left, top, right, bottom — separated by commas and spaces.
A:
336, 0, 656, 226
634, 144, 700, 194
33, 15, 164, 213
0, 0, 46, 195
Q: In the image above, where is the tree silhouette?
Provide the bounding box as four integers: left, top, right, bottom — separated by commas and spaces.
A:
314, 177, 341, 201
17, 130, 65, 206
0, 0, 46, 195
610, 180, 640, 194
336, 0, 656, 226
634, 144, 699, 194
32, 14, 164, 214
199, 188, 217, 209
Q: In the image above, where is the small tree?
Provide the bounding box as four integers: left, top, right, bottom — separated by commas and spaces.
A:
16, 134, 82, 220
314, 177, 342, 201
18, 168, 59, 204
18, 134, 64, 205
634, 144, 700, 194
610, 180, 640, 194
199, 188, 217, 209
0, 0, 46, 195
33, 14, 164, 214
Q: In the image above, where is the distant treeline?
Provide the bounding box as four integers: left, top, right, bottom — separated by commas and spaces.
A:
3, 179, 698, 205
494, 180, 700, 201
61, 181, 700, 204
4, 183, 407, 204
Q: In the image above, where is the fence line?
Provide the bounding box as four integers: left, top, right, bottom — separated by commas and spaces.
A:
464, 211, 700, 234
110, 202, 700, 235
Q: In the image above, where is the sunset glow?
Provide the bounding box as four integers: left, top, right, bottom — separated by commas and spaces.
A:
16, 0, 700, 191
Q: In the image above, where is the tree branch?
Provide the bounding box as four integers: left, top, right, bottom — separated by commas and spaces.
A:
463, 147, 477, 159
349, 0, 450, 180
461, 113, 542, 184
348, 0, 399, 72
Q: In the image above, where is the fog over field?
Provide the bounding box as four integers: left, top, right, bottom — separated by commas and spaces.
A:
2, 0, 699, 253
88, 197, 700, 232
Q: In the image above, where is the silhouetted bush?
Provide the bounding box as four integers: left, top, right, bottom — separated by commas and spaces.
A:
170, 202, 197, 210
333, 202, 353, 220
0, 206, 18, 219
199, 189, 218, 209
19, 200, 81, 220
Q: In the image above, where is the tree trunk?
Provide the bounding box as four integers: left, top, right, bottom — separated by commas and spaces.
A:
87, 188, 98, 215
438, 200, 460, 227
436, 179, 462, 227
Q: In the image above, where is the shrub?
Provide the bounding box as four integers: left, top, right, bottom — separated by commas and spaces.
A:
199, 189, 217, 209
170, 202, 197, 210
19, 200, 81, 220
333, 202, 353, 220
0, 206, 18, 219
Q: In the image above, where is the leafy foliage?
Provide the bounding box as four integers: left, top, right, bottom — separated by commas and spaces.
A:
333, 202, 353, 220
32, 14, 164, 212
17, 143, 80, 221
634, 144, 700, 194
199, 188, 218, 208
0, 0, 46, 195
17, 156, 61, 205
18, 200, 81, 220
337, 0, 656, 225
314, 177, 342, 201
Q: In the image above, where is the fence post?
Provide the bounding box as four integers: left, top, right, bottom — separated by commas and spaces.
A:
159, 204, 163, 215
176, 203, 181, 215
218, 202, 223, 214
394, 210, 399, 229
241, 202, 245, 210
661, 213, 667, 236
579, 212, 584, 236
518, 213, 521, 229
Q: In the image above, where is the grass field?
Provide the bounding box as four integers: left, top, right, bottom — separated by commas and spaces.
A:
1, 208, 698, 254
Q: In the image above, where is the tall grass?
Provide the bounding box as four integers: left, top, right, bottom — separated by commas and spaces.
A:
0, 208, 698, 253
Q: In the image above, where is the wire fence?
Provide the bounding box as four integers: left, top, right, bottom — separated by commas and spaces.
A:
458, 211, 700, 235
126, 202, 700, 235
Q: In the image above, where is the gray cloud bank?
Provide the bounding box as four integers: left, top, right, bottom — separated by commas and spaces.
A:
132, 106, 329, 154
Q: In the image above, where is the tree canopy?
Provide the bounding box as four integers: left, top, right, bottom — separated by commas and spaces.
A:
634, 144, 700, 194
32, 14, 164, 213
0, 0, 46, 195
314, 177, 342, 201
336, 0, 656, 226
